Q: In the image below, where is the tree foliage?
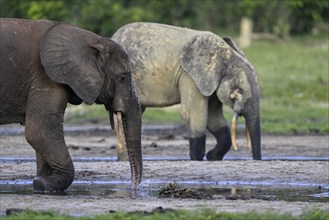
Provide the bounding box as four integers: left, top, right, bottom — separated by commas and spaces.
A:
0, 0, 327, 37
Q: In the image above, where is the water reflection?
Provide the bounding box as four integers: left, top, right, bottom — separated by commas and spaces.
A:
0, 180, 328, 203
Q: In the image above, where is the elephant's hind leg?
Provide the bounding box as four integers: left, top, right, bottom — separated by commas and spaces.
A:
206, 95, 231, 160
25, 86, 74, 191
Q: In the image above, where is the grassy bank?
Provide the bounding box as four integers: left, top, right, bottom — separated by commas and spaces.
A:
65, 35, 328, 134
1, 209, 328, 220
245, 36, 328, 134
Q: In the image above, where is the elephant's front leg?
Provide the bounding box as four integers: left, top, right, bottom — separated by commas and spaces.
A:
179, 75, 208, 161
35, 151, 52, 177
25, 87, 74, 191
206, 95, 231, 160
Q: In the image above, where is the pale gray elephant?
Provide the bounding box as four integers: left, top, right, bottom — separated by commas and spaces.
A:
0, 18, 142, 191
112, 22, 261, 161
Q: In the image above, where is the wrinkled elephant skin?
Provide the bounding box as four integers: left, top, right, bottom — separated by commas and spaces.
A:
0, 18, 142, 191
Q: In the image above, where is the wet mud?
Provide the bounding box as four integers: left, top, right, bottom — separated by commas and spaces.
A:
0, 124, 328, 216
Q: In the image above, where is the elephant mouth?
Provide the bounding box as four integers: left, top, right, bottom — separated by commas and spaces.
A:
231, 112, 251, 151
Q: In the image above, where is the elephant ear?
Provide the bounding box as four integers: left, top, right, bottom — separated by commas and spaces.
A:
180, 34, 222, 97
223, 37, 245, 57
41, 23, 104, 104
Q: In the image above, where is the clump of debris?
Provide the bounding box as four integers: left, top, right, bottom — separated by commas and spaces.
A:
159, 183, 213, 199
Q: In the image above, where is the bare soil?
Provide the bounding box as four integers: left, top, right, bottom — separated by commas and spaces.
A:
0, 124, 328, 216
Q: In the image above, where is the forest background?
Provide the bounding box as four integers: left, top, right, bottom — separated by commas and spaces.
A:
1, 0, 328, 134
1, 0, 328, 37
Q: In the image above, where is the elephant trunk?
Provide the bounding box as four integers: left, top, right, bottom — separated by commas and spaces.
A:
114, 96, 142, 189
242, 96, 261, 160
244, 111, 261, 160
230, 88, 261, 160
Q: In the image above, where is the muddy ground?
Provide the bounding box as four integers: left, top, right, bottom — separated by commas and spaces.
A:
0, 124, 328, 216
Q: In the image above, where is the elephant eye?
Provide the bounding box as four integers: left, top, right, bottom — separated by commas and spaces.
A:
118, 75, 125, 82
117, 73, 129, 82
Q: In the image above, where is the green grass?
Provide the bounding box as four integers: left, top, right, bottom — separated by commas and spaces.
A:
64, 104, 183, 125
141, 106, 183, 124
65, 34, 328, 134
65, 104, 108, 124
245, 37, 328, 134
1, 209, 328, 220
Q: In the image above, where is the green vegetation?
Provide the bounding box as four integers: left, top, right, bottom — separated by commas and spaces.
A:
1, 209, 328, 220
245, 36, 328, 134
1, 0, 328, 37
142, 107, 183, 124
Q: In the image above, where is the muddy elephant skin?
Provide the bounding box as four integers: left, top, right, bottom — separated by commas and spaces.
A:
0, 18, 142, 191
112, 22, 261, 161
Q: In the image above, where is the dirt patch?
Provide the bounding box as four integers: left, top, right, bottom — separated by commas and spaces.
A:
0, 124, 328, 216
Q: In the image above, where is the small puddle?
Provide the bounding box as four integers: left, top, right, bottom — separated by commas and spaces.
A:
1, 180, 328, 203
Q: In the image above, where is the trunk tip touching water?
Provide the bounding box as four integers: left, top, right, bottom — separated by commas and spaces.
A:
112, 111, 143, 189
126, 144, 142, 189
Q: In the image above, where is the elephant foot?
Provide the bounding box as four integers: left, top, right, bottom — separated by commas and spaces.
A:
206, 142, 231, 160
206, 148, 227, 161
33, 173, 74, 192
206, 126, 231, 161
189, 136, 206, 161
33, 177, 47, 191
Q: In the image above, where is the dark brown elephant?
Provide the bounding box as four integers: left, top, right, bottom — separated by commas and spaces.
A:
0, 18, 142, 191
112, 22, 261, 161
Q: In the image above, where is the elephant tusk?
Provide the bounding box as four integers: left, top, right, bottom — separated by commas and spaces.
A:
114, 112, 127, 160
113, 113, 118, 133
231, 112, 239, 150
246, 123, 252, 151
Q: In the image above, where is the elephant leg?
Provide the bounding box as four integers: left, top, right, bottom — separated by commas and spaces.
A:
206, 94, 232, 160
25, 86, 74, 191
35, 151, 52, 177
179, 74, 208, 161
189, 135, 206, 161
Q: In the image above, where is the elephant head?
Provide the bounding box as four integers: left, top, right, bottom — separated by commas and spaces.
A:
40, 23, 142, 188
181, 34, 261, 160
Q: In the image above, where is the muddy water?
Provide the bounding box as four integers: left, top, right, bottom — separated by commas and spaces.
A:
1, 179, 328, 203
